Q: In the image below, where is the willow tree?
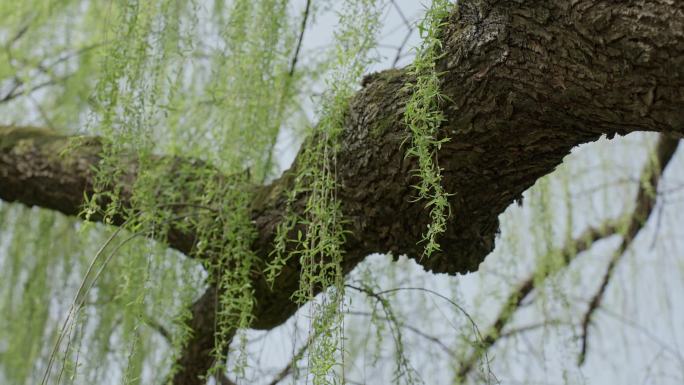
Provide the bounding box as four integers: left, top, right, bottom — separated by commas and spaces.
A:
1, 0, 683, 384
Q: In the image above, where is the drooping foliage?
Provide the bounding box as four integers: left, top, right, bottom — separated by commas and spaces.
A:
3, 1, 684, 385
0, 0, 455, 383
402, 0, 452, 258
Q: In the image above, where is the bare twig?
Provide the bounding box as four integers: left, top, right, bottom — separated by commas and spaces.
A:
143, 316, 173, 342
345, 283, 427, 383
346, 310, 455, 355
1, 42, 105, 104
0, 76, 70, 104
268, 285, 483, 385
392, 29, 414, 68
578, 135, 679, 365
267, 327, 320, 385
390, 0, 414, 68
456, 135, 679, 380
347, 284, 496, 383
8, 23, 30, 46
260, 0, 311, 181
0, 77, 23, 102
289, 0, 312, 77
598, 307, 684, 367
497, 320, 568, 339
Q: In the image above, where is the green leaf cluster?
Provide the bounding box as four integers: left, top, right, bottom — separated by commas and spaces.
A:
403, 0, 453, 258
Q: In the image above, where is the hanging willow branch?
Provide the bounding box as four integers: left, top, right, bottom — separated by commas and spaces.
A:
2, 1, 684, 384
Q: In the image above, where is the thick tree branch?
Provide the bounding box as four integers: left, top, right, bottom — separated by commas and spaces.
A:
3, 0, 684, 328
170, 286, 225, 385
2, 1, 684, 383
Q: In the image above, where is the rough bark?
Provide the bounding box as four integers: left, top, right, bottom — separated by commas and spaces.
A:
1, 0, 683, 383
172, 287, 222, 385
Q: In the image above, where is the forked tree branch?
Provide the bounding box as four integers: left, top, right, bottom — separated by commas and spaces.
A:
2, 1, 684, 384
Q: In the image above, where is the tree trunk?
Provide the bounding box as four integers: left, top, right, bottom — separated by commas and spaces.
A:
1, 1, 683, 383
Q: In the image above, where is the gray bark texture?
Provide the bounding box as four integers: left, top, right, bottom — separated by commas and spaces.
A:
1, 1, 683, 384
